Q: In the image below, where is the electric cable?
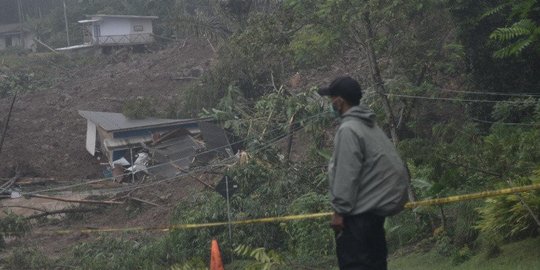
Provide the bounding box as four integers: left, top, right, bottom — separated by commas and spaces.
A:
25, 117, 318, 197
22, 111, 331, 195
470, 118, 540, 127
437, 89, 540, 98
385, 93, 537, 103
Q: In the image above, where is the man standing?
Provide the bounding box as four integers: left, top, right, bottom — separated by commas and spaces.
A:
318, 76, 409, 270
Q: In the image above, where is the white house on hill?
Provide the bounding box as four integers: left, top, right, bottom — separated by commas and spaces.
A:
0, 23, 36, 51
78, 15, 158, 46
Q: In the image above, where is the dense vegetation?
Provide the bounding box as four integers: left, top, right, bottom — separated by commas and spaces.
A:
1, 0, 539, 269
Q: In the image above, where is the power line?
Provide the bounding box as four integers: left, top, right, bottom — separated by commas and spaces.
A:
385, 93, 537, 103
470, 118, 540, 127
22, 112, 330, 195
103, 122, 317, 196
24, 119, 313, 196
437, 89, 540, 98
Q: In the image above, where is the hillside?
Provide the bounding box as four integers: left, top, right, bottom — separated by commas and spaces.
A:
0, 41, 214, 180
0, 1, 539, 269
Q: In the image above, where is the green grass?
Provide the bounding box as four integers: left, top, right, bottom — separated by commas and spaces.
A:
389, 237, 540, 270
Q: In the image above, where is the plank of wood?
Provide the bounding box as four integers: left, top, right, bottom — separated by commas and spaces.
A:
30, 194, 123, 205
15, 178, 58, 185
128, 196, 161, 207
26, 207, 99, 220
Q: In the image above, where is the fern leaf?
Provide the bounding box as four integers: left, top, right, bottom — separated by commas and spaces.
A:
490, 26, 530, 41
510, 37, 533, 54
493, 38, 533, 58
481, 2, 512, 20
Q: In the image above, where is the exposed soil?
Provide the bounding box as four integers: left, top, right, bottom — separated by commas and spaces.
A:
0, 40, 219, 260
0, 40, 215, 181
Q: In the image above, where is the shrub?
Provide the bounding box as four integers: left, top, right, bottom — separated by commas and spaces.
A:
234, 244, 284, 270
122, 97, 158, 119
3, 247, 53, 270
451, 245, 473, 265
434, 233, 456, 257
476, 232, 502, 259
0, 72, 34, 98
289, 25, 339, 69
60, 235, 168, 269
385, 211, 428, 253
284, 192, 333, 258
449, 202, 480, 247
0, 212, 31, 249
475, 191, 540, 241
167, 191, 229, 263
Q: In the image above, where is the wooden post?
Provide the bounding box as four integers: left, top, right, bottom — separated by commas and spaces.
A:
63, 0, 70, 46
130, 148, 135, 183
17, 0, 24, 48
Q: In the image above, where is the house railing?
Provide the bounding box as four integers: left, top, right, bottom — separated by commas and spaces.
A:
92, 33, 154, 46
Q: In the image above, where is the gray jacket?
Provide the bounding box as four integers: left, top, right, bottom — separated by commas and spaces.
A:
328, 105, 409, 216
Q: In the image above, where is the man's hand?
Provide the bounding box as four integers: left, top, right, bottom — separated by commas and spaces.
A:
330, 212, 345, 232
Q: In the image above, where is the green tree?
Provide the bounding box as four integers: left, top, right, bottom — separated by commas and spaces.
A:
483, 0, 540, 58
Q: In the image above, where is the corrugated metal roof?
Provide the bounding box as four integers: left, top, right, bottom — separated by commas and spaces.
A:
199, 122, 233, 157
78, 110, 206, 132
87, 14, 158, 19
147, 135, 200, 178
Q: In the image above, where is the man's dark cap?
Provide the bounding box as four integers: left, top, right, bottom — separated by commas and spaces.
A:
318, 76, 362, 103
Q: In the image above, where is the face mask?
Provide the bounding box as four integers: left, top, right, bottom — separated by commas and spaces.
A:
330, 98, 342, 117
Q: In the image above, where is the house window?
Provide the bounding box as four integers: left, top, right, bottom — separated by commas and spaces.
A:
133, 25, 144, 32
5, 36, 12, 47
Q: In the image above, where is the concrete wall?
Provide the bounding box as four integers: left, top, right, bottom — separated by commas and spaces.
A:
128, 18, 154, 34
0, 32, 36, 51
0, 36, 6, 50
90, 17, 154, 45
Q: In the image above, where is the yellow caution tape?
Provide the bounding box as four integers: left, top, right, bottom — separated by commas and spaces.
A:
49, 212, 333, 235
36, 183, 540, 235
404, 183, 540, 208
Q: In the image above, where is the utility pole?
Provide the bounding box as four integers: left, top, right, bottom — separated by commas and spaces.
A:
17, 0, 24, 48
63, 0, 71, 46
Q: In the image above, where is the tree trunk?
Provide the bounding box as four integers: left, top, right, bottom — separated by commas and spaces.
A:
362, 11, 399, 146
286, 114, 297, 161
439, 205, 447, 230
361, 11, 419, 204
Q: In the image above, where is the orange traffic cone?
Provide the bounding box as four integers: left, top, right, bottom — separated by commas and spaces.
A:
210, 239, 225, 270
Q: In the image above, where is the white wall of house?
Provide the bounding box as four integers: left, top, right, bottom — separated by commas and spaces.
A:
0, 32, 36, 51
23, 32, 35, 50
88, 17, 155, 45
86, 120, 97, 156
0, 37, 6, 50
97, 17, 132, 36
128, 18, 154, 35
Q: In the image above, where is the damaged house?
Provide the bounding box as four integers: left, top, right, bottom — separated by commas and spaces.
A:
78, 110, 232, 180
